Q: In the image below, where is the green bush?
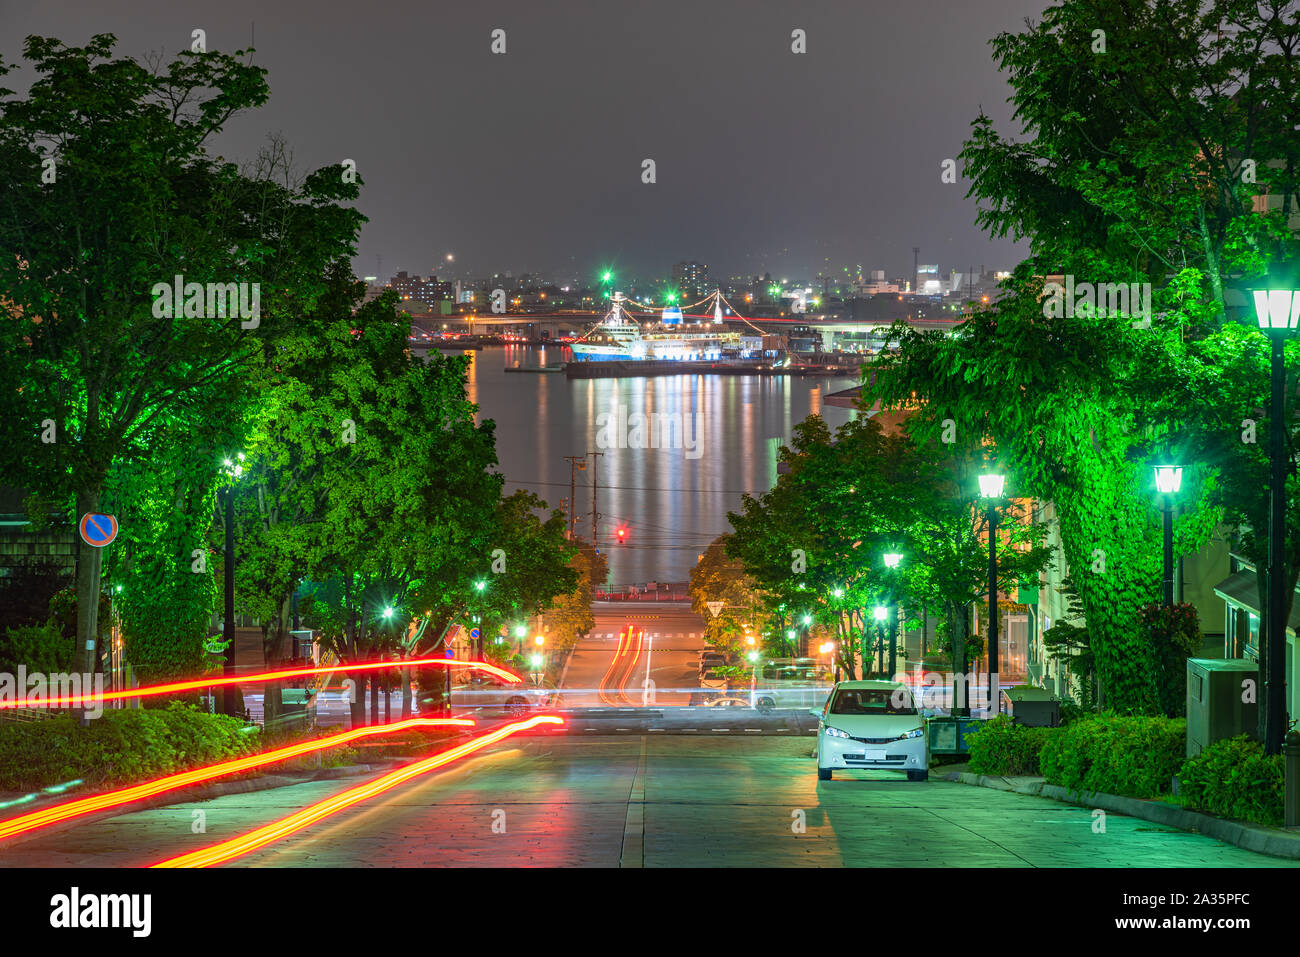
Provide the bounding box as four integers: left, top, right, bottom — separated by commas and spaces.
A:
1039, 714, 1185, 798
1057, 700, 1090, 727
965, 714, 1053, 775
0, 621, 75, 676
1178, 735, 1283, 827
0, 703, 260, 790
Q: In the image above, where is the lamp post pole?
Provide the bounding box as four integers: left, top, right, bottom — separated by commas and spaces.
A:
1243, 272, 1299, 756
1268, 332, 1287, 755
987, 502, 999, 715
223, 485, 235, 705
1154, 466, 1183, 609
979, 474, 1005, 716
1163, 499, 1175, 607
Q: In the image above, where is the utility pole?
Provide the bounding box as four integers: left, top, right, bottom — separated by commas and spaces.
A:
563, 456, 586, 539
587, 451, 604, 544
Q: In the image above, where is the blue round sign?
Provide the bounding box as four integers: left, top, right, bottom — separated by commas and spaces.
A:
79, 513, 119, 547
444, 649, 455, 659
469, 628, 480, 639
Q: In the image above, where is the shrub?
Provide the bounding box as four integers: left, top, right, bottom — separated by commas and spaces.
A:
1178, 735, 1283, 827
965, 714, 1053, 775
1057, 700, 1090, 727
1137, 602, 1201, 717
0, 703, 260, 790
1038, 714, 1185, 798
0, 621, 75, 676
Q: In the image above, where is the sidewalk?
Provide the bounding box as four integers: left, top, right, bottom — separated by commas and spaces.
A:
942, 763, 1300, 861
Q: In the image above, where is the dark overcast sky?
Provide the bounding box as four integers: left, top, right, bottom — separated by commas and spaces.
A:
1, 0, 1046, 283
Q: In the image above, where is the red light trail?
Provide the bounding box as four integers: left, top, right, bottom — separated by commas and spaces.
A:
0, 657, 520, 710
0, 718, 474, 844
152, 714, 564, 867
598, 628, 630, 705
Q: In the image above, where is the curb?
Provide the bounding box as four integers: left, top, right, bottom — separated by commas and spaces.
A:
943, 770, 1300, 861
0, 762, 388, 853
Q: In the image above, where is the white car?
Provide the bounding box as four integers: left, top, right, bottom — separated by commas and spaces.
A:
813, 680, 928, 782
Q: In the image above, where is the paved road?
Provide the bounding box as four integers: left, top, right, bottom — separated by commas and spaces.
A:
4, 734, 1292, 868
561, 602, 709, 707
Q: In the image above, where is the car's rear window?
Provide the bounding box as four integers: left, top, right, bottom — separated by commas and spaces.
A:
829, 688, 916, 715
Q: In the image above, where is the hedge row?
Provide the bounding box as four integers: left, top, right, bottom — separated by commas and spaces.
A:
962, 714, 1286, 827
965, 714, 1051, 775
1038, 714, 1186, 798
0, 703, 260, 790
1178, 735, 1284, 827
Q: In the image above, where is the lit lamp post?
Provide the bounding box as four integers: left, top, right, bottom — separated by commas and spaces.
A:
219, 453, 244, 718
1251, 270, 1300, 755
1153, 466, 1183, 608
533, 634, 546, 685
872, 605, 888, 677
883, 551, 903, 679
979, 472, 1006, 715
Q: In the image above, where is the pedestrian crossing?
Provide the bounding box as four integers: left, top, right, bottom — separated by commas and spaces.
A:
591, 632, 699, 641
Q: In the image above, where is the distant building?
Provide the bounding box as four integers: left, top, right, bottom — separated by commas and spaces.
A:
386, 271, 453, 307
672, 261, 709, 300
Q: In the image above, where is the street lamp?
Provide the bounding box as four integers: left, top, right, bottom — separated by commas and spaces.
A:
1250, 268, 1300, 755
1153, 465, 1183, 607
872, 605, 888, 677
979, 472, 1006, 715
882, 552, 904, 678
219, 453, 244, 718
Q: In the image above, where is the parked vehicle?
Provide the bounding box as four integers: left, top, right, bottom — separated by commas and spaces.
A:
813, 680, 928, 782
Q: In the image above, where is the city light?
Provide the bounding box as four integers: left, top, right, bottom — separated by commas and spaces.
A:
1153, 465, 1183, 494
0, 656, 520, 711
883, 552, 903, 568
873, 606, 888, 621
978, 473, 1006, 499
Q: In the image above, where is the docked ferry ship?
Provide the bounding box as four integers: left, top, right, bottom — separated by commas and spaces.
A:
568, 291, 745, 362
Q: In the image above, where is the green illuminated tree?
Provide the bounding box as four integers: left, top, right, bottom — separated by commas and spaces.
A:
0, 35, 364, 687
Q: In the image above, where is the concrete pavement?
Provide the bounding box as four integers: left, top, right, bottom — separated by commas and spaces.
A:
3, 734, 1293, 868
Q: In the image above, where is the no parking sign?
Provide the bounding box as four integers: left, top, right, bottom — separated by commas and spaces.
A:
79, 513, 119, 547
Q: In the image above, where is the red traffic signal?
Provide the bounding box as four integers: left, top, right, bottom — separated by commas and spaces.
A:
616, 527, 626, 543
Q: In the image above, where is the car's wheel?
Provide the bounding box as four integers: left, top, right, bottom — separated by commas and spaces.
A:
756, 697, 775, 713
506, 696, 530, 715
907, 769, 928, 782
817, 767, 832, 781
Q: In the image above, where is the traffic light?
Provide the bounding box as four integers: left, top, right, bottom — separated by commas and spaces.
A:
616, 527, 626, 544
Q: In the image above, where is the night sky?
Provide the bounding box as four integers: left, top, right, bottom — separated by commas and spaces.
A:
1, 0, 1043, 283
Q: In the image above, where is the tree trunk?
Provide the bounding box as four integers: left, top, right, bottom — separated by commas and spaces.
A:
262, 591, 291, 730
347, 669, 366, 728
401, 664, 412, 718
952, 601, 970, 716
369, 669, 379, 726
